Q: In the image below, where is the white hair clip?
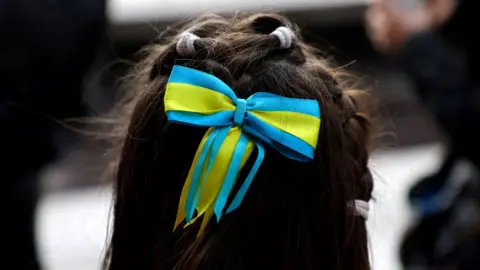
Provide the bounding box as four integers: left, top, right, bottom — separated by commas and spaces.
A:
349, 200, 370, 220
269, 26, 294, 49
176, 32, 199, 57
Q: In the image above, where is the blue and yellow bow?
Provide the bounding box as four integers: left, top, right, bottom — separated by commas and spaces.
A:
165, 65, 321, 234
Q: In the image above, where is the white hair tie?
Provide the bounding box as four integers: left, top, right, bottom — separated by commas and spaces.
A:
269, 26, 294, 49
349, 200, 370, 220
176, 32, 199, 57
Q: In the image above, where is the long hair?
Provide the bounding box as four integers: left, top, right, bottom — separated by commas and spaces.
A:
104, 13, 376, 270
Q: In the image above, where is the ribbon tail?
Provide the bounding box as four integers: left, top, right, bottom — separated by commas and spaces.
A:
174, 128, 215, 229
187, 126, 231, 223
213, 132, 252, 221
194, 127, 244, 226
185, 128, 222, 223
226, 141, 265, 214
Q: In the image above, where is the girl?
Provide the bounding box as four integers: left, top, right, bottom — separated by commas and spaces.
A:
104, 13, 376, 270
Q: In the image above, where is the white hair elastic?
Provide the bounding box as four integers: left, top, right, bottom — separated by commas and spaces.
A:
349, 200, 370, 220
269, 26, 294, 49
176, 32, 199, 57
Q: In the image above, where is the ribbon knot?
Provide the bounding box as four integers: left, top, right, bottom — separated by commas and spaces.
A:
164, 65, 321, 235
234, 99, 247, 126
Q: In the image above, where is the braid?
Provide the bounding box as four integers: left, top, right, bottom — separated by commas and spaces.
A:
342, 89, 374, 203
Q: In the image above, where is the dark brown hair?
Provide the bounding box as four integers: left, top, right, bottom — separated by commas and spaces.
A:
104, 13, 376, 270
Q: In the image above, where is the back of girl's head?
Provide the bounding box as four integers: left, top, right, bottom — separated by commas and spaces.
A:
106, 13, 376, 270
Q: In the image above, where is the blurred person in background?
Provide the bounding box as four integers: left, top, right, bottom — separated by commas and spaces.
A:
1, 0, 106, 269
366, 0, 480, 268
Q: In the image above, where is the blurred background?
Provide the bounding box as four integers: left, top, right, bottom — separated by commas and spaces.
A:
3, 0, 479, 269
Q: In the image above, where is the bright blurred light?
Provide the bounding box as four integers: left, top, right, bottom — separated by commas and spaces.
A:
108, 0, 371, 24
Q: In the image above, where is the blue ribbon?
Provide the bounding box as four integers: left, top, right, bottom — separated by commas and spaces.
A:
166, 65, 321, 222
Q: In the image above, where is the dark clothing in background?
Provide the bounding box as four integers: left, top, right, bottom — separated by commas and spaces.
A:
397, 0, 480, 268
0, 0, 106, 269
399, 0, 477, 123
398, 0, 479, 167
399, 31, 480, 165
401, 179, 480, 269
440, 0, 478, 81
